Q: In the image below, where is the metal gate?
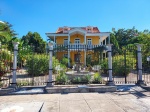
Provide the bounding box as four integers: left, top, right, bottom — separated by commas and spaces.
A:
16, 45, 49, 86
142, 45, 150, 85
112, 45, 138, 84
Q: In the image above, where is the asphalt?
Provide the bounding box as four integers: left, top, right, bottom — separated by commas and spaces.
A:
0, 85, 150, 112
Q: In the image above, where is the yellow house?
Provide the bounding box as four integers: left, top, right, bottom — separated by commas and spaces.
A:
46, 26, 110, 66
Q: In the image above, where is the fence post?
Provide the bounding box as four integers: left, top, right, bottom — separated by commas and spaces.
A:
124, 50, 127, 84
12, 42, 19, 87
47, 42, 53, 87
106, 44, 115, 86
136, 44, 145, 85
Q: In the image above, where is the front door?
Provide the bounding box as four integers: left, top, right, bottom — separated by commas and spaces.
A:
74, 54, 81, 62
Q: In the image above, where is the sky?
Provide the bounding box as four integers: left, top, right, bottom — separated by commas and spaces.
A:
0, 0, 150, 41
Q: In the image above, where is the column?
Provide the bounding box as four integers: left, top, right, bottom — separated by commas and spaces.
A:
68, 34, 70, 67
84, 34, 86, 44
136, 44, 145, 85
99, 36, 101, 45
54, 36, 56, 43
100, 35, 102, 45
47, 42, 53, 86
68, 34, 70, 45
84, 51, 86, 66
106, 44, 115, 86
84, 34, 86, 66
12, 42, 19, 87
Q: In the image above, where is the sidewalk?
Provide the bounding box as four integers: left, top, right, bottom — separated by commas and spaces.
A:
0, 89, 150, 112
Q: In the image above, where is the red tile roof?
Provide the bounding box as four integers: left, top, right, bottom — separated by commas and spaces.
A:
56, 27, 100, 33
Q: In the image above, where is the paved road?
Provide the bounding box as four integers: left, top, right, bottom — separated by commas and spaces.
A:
0, 87, 150, 112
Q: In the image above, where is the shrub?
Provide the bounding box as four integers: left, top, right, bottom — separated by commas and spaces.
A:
100, 55, 136, 76
60, 57, 68, 67
0, 49, 12, 77
25, 54, 67, 76
93, 72, 102, 82
71, 75, 91, 84
82, 75, 91, 83
72, 77, 81, 83
25, 54, 49, 76
17, 81, 32, 87
56, 71, 68, 84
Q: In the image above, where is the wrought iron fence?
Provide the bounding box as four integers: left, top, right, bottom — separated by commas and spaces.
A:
142, 45, 150, 85
112, 45, 138, 84
0, 44, 13, 88
1, 43, 150, 87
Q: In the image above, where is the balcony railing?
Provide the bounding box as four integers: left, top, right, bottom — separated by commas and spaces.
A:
53, 44, 104, 51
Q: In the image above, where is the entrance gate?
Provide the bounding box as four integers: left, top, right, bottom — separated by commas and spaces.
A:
112, 45, 138, 84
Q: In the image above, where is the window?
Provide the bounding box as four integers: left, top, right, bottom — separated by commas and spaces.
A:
64, 39, 68, 45
75, 39, 80, 44
64, 54, 68, 58
87, 39, 92, 45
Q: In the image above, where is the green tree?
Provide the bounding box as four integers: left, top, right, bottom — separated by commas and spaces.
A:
21, 32, 46, 53
111, 27, 139, 48
0, 21, 17, 44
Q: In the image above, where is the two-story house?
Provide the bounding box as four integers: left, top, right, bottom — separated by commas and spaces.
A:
46, 26, 110, 66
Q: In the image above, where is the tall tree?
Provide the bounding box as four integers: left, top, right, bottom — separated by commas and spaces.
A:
0, 21, 17, 44
21, 32, 46, 53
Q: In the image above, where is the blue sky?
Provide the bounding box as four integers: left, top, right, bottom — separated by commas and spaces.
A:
0, 0, 150, 41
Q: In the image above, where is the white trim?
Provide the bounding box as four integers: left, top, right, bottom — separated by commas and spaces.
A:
68, 34, 70, 45
84, 34, 86, 44
46, 32, 110, 37
54, 36, 56, 43
46, 33, 68, 37
68, 28, 87, 34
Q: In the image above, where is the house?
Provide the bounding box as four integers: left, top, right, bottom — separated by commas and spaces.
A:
46, 26, 110, 66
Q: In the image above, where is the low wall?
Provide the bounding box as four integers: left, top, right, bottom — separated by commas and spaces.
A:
46, 85, 116, 93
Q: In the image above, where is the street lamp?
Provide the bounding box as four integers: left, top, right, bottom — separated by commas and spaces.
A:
147, 56, 150, 63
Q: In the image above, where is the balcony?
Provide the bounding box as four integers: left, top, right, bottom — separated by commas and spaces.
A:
53, 43, 103, 51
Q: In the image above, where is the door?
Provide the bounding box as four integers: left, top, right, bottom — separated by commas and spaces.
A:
75, 39, 80, 44
74, 53, 81, 62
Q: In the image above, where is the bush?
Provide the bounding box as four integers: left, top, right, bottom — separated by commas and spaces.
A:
82, 75, 91, 83
56, 71, 68, 84
26, 54, 49, 76
71, 75, 91, 84
0, 49, 12, 77
25, 54, 67, 76
60, 57, 68, 67
93, 72, 102, 82
72, 77, 81, 83
100, 55, 136, 76
17, 81, 32, 87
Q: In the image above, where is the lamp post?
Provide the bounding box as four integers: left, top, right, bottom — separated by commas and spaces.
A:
147, 56, 150, 66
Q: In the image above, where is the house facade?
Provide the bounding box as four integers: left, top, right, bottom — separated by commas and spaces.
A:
46, 26, 110, 66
